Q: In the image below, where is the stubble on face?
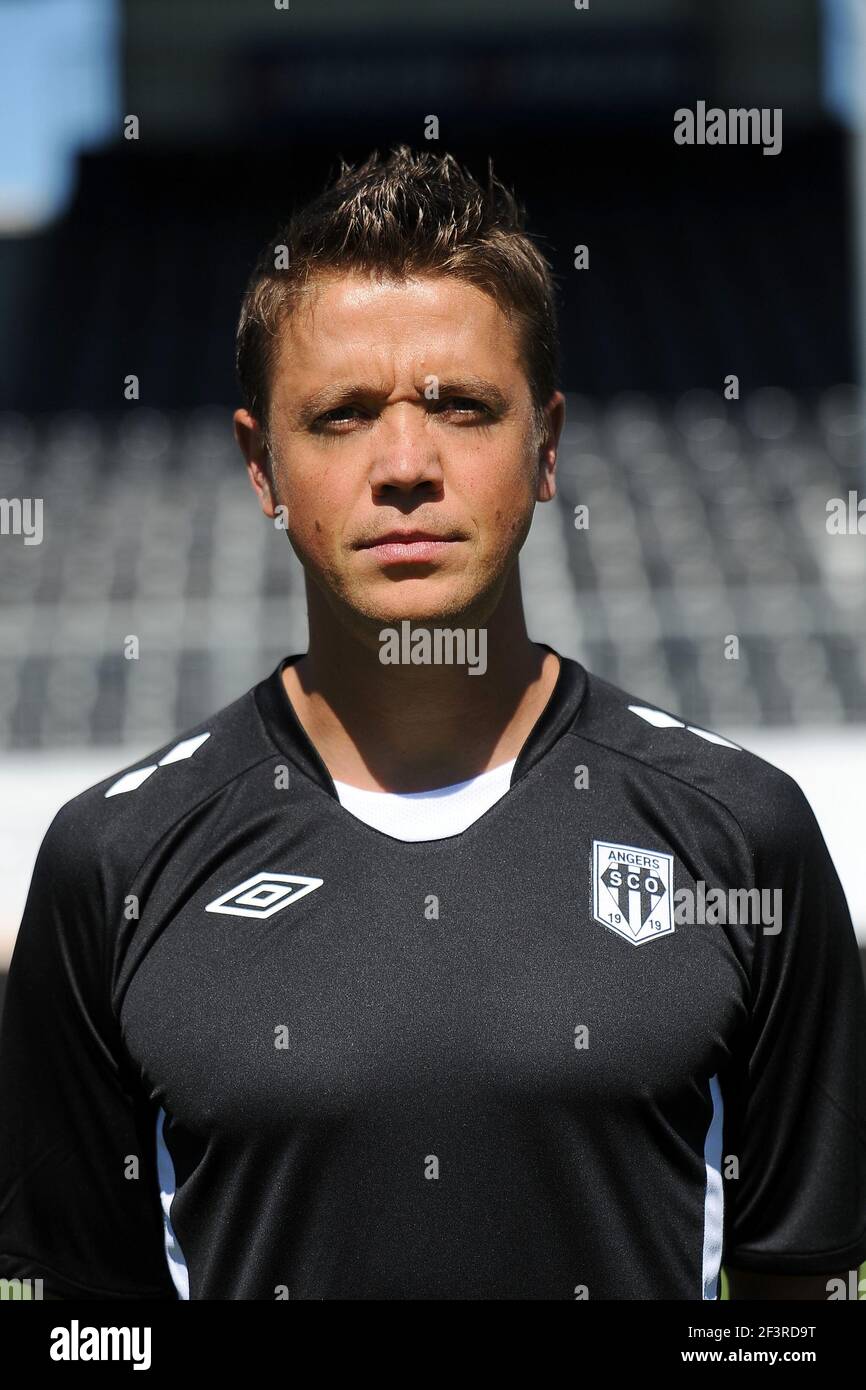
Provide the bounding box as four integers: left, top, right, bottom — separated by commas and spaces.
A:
263, 271, 552, 635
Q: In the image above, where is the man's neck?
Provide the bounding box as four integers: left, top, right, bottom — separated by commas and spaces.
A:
280, 633, 561, 794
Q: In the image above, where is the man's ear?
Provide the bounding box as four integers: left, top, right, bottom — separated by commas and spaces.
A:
234, 408, 277, 518
536, 390, 565, 503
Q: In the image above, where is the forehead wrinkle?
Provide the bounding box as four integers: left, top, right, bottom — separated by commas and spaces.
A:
284, 277, 506, 365
293, 372, 511, 423
272, 278, 526, 425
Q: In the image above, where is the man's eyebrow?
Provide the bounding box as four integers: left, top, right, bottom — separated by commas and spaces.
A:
294, 376, 510, 421
433, 378, 510, 411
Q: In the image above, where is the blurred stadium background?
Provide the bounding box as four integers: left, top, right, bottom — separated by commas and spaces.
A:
1, 0, 865, 1023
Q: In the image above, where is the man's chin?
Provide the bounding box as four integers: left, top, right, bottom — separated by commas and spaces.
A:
360, 608, 478, 631
334, 563, 508, 634
348, 593, 491, 633
344, 577, 478, 622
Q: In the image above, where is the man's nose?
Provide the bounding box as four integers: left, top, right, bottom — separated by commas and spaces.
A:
367, 408, 445, 492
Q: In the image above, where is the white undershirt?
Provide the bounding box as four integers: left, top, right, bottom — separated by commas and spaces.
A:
332, 758, 517, 842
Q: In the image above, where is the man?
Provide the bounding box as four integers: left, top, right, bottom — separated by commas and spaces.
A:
0, 146, 864, 1301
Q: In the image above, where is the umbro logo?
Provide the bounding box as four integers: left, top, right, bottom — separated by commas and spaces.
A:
205, 872, 324, 919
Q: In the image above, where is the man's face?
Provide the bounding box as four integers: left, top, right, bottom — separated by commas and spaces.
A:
241, 271, 562, 630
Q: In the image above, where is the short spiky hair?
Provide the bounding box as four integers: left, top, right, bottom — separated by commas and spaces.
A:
235, 145, 560, 451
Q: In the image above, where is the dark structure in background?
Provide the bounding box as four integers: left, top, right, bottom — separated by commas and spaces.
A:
0, 128, 855, 413
0, 0, 854, 409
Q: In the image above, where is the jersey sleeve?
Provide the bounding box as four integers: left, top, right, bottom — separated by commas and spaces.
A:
0, 800, 177, 1299
722, 773, 866, 1275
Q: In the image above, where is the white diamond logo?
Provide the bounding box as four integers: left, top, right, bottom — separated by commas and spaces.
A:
205, 872, 324, 919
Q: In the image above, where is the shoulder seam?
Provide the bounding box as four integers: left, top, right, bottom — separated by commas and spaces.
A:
563, 725, 761, 1015
115, 751, 281, 895
563, 725, 758, 872
55, 735, 248, 1011
97, 738, 283, 1015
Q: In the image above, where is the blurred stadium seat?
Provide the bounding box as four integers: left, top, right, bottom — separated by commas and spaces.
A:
1, 390, 863, 748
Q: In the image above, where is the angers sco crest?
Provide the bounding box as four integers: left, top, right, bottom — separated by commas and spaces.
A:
592, 840, 675, 945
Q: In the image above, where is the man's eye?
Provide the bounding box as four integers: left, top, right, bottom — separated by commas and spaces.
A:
437, 397, 490, 416
313, 398, 491, 429
317, 406, 363, 426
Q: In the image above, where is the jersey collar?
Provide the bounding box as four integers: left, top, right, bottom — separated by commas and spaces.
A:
254, 642, 588, 800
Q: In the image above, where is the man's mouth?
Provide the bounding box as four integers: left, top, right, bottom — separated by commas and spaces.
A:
357, 530, 463, 564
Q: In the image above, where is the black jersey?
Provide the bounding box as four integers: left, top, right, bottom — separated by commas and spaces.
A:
1, 646, 864, 1300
